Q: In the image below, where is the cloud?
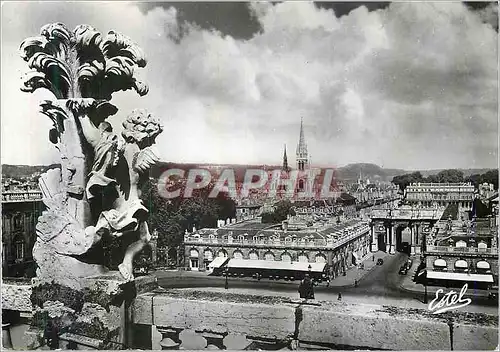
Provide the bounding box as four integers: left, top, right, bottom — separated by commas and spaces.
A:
1, 1, 497, 170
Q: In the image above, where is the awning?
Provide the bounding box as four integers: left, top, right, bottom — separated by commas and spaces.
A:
427, 270, 494, 283
227, 259, 326, 273
208, 256, 228, 269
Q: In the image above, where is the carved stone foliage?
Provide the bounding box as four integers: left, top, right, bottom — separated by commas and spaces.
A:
20, 23, 148, 100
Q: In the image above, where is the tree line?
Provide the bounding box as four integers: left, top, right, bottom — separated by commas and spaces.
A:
100, 178, 236, 270
392, 169, 498, 191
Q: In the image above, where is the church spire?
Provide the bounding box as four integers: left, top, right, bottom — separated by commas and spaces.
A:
296, 117, 308, 171
282, 144, 289, 171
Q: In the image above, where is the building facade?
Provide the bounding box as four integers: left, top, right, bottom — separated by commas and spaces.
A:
2, 189, 44, 277
405, 182, 475, 210
370, 206, 444, 255
423, 215, 498, 289
183, 218, 371, 279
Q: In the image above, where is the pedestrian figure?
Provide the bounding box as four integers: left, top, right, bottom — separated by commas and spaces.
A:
298, 274, 315, 299
338, 292, 342, 301
326, 278, 330, 287
44, 320, 59, 350
354, 279, 358, 287
372, 255, 375, 262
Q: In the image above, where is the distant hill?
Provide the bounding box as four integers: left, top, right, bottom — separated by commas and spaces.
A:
2, 162, 496, 184
416, 168, 495, 178
2, 164, 60, 179
335, 163, 406, 182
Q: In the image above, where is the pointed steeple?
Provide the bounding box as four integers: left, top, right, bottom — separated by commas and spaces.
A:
282, 144, 289, 171
296, 117, 308, 171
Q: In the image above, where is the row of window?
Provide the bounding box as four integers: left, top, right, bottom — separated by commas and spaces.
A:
433, 258, 491, 270
2, 241, 25, 262
190, 248, 328, 263
453, 240, 488, 248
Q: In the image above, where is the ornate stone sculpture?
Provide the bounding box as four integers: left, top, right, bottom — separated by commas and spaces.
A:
20, 22, 162, 348
20, 23, 160, 286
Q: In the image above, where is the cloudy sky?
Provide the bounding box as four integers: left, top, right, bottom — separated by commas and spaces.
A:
1, 1, 498, 170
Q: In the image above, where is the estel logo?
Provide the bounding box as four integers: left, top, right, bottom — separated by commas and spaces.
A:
428, 284, 472, 314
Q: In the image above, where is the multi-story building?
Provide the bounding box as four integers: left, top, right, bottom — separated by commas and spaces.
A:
235, 203, 262, 222
2, 188, 44, 277
423, 214, 498, 289
405, 182, 475, 210
183, 217, 371, 279
478, 183, 496, 200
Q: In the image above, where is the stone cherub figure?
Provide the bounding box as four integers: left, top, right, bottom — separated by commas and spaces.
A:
79, 109, 163, 281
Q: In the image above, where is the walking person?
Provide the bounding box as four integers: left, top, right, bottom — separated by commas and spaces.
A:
338, 292, 342, 301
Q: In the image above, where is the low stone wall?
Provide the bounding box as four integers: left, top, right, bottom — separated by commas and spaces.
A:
2, 281, 32, 312
133, 289, 498, 350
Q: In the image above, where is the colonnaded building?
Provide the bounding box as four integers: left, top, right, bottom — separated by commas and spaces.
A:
183, 216, 371, 279
405, 182, 475, 210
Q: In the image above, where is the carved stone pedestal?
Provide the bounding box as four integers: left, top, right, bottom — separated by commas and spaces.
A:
29, 272, 157, 350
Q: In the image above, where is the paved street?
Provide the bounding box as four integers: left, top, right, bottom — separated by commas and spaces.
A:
156, 252, 498, 315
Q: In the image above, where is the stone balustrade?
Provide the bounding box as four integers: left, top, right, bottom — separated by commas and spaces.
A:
132, 289, 498, 350
371, 208, 444, 220
426, 245, 498, 256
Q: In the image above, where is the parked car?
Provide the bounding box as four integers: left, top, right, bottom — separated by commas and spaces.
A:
407, 259, 413, 269
399, 265, 408, 275
488, 286, 498, 300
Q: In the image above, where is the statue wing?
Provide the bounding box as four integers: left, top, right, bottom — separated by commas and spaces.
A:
134, 146, 160, 173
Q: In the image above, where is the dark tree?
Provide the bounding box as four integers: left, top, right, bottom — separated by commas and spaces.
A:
141, 178, 236, 249
261, 200, 296, 224
392, 172, 424, 191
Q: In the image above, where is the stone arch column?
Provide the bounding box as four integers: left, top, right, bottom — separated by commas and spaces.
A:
199, 247, 205, 271
226, 247, 235, 259
385, 224, 391, 253
390, 224, 397, 254
248, 249, 259, 260
410, 224, 416, 255
240, 248, 250, 259
326, 251, 333, 268
370, 222, 376, 252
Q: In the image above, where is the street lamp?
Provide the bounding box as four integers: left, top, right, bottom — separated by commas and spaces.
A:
224, 268, 229, 290
424, 282, 428, 304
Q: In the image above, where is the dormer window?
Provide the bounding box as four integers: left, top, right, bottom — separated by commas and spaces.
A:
455, 240, 467, 248
478, 241, 488, 251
